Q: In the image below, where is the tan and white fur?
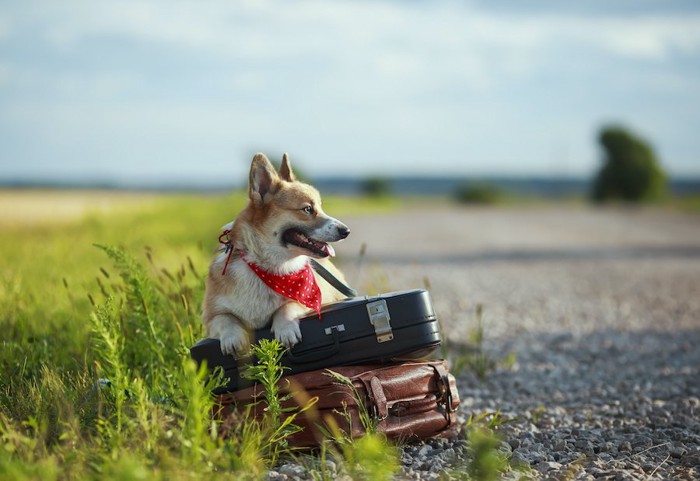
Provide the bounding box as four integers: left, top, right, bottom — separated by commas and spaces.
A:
202, 153, 350, 356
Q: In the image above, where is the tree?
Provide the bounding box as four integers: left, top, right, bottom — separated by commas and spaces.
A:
591, 125, 667, 202
361, 176, 391, 197
454, 181, 502, 204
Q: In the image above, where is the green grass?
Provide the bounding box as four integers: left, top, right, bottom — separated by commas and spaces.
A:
1, 193, 240, 377
0, 190, 402, 480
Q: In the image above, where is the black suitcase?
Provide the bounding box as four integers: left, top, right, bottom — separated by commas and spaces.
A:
190, 289, 442, 393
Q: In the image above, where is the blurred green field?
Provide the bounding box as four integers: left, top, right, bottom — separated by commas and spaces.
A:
2, 191, 236, 373
0, 189, 405, 480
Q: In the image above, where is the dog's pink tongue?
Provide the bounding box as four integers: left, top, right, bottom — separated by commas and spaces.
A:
323, 243, 336, 257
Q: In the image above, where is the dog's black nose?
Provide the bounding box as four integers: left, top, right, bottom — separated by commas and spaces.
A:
337, 225, 350, 239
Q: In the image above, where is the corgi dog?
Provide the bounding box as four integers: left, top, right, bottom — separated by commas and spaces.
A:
202, 153, 350, 356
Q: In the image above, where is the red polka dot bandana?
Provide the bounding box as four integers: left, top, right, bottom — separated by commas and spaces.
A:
243, 258, 322, 317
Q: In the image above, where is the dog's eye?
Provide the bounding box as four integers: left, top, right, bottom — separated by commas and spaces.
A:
302, 205, 315, 216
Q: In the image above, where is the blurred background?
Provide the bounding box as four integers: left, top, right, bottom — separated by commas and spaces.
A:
1, 0, 699, 197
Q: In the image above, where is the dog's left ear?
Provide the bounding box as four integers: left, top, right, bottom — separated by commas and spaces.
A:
279, 153, 296, 182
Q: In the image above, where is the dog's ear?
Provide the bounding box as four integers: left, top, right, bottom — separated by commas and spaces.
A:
249, 153, 280, 206
279, 153, 296, 182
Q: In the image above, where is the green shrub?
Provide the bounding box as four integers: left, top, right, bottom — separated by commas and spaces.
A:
361, 177, 392, 198
591, 125, 667, 202
454, 182, 502, 204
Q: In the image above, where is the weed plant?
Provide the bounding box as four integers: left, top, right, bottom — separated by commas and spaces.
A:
450, 304, 516, 381
241, 339, 320, 466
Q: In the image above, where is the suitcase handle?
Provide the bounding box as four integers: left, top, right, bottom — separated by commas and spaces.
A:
286, 330, 341, 364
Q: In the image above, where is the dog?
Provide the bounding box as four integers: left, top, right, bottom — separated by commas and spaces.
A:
202, 153, 350, 356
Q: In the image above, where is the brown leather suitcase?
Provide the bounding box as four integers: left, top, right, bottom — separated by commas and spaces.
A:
215, 360, 460, 447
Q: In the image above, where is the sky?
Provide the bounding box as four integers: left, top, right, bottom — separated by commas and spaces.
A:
1, 0, 699, 186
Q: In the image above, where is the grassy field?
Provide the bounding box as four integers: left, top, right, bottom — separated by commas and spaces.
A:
1, 190, 427, 481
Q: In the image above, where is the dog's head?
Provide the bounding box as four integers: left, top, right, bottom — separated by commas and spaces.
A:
235, 153, 349, 265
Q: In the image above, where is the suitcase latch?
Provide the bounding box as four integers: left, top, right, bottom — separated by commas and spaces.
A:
324, 324, 345, 335
367, 299, 393, 343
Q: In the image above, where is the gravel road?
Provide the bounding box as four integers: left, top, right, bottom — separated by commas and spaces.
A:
333, 205, 700, 480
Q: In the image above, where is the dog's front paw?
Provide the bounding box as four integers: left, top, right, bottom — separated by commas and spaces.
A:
219, 329, 250, 357
271, 320, 302, 349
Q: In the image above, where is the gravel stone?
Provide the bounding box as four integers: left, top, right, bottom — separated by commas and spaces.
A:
277, 464, 306, 479
417, 444, 432, 458
266, 471, 286, 481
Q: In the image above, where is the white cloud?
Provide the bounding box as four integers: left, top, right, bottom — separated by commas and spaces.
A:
23, 2, 700, 95
557, 15, 700, 60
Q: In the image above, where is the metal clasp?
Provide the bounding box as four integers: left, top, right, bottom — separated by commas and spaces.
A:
324, 324, 345, 335
366, 299, 393, 343
371, 402, 389, 421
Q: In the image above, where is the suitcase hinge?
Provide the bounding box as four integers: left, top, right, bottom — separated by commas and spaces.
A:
366, 299, 393, 343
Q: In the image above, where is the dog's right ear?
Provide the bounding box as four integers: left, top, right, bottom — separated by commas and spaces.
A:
249, 153, 280, 206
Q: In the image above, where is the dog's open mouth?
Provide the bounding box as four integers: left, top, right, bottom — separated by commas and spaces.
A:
282, 229, 335, 258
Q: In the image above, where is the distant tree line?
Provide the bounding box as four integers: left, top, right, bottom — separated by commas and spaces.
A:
357, 124, 668, 204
